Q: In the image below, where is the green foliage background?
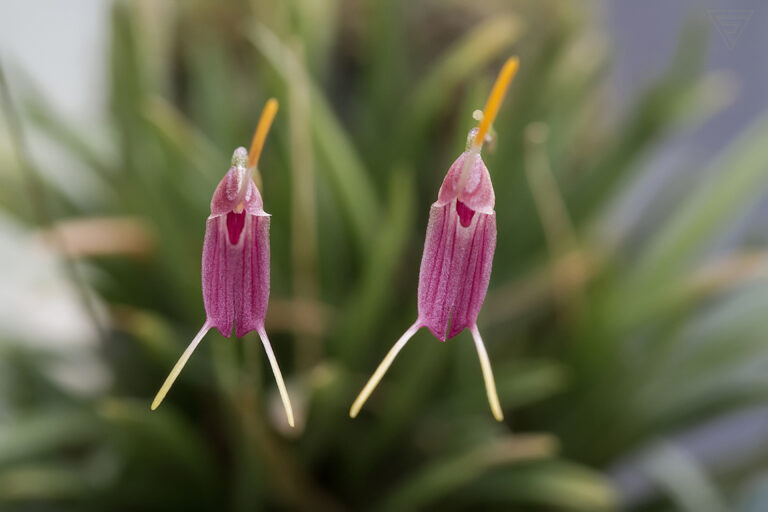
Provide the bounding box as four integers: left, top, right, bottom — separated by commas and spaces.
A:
2, 1, 768, 510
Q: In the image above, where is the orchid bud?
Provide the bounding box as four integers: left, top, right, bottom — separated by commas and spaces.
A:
152, 99, 294, 428
351, 58, 520, 422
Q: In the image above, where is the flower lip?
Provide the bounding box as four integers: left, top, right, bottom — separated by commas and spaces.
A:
226, 210, 247, 245
437, 151, 495, 214
456, 200, 475, 227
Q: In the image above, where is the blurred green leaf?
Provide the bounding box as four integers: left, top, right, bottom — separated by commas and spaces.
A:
0, 464, 92, 503
631, 113, 768, 290
142, 96, 225, 179
336, 166, 416, 365
373, 434, 558, 512
642, 442, 729, 512
249, 22, 381, 253
460, 459, 617, 511
96, 398, 214, 485
25, 97, 114, 181
0, 410, 99, 467
569, 19, 710, 221
398, 14, 523, 160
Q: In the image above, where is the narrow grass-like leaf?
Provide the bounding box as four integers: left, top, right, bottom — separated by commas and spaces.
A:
0, 464, 92, 502
631, 113, 768, 289
141, 96, 225, 179
398, 15, 523, 160
373, 435, 557, 512
337, 166, 415, 365
249, 23, 380, 252
459, 459, 617, 511
0, 410, 99, 467
568, 20, 709, 220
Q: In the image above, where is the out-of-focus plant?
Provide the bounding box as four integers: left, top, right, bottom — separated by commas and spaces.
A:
1, 1, 768, 511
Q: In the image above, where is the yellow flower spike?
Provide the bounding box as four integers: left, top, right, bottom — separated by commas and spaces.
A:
247, 98, 279, 170
234, 98, 279, 213
473, 57, 519, 149
456, 57, 520, 199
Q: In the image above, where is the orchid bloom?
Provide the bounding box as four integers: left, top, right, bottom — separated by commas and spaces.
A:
350, 58, 520, 421
152, 99, 294, 427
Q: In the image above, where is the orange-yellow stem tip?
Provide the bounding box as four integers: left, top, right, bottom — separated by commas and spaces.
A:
474, 57, 519, 147
247, 98, 279, 169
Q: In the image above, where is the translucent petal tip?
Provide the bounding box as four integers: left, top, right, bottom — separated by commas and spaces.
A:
232, 147, 248, 167
350, 322, 421, 418
151, 323, 211, 411
470, 325, 504, 421
258, 328, 295, 428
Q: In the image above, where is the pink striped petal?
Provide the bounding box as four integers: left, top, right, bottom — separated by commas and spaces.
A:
210, 165, 265, 216
437, 151, 495, 213
350, 146, 503, 420
202, 167, 271, 338
417, 151, 496, 341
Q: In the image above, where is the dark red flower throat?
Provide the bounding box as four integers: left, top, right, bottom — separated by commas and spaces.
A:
226, 211, 246, 244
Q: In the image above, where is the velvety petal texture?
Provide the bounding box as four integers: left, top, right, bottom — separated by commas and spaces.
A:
202, 166, 271, 338
351, 60, 518, 420
351, 147, 503, 421
437, 151, 495, 213
417, 151, 497, 341
153, 129, 295, 425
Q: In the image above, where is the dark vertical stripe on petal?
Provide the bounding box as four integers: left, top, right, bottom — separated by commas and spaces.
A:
202, 216, 235, 337
449, 215, 483, 338
234, 214, 270, 338
449, 213, 495, 338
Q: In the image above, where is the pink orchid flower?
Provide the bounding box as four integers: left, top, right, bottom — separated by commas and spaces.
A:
351, 58, 520, 421
152, 99, 294, 427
